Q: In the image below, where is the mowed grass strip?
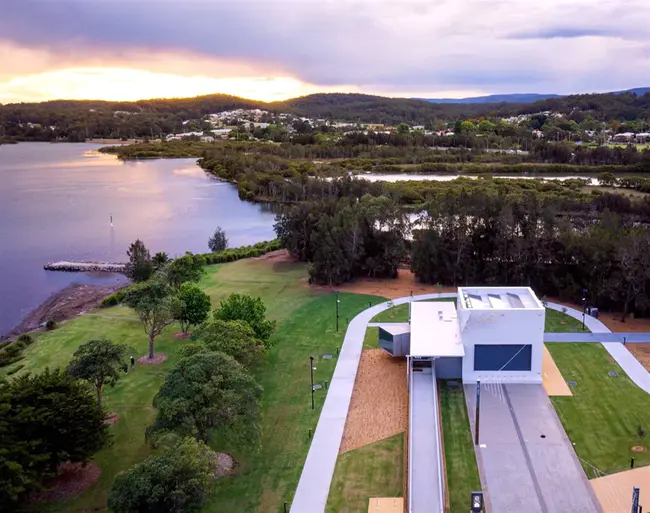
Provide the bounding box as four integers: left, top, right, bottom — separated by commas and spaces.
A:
8, 257, 384, 512
545, 308, 650, 474
440, 381, 481, 513
207, 291, 381, 513
326, 434, 404, 513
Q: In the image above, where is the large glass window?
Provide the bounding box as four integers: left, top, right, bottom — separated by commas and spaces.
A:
474, 344, 532, 371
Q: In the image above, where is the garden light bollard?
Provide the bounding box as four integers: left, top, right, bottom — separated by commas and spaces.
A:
130, 355, 135, 368
310, 356, 315, 410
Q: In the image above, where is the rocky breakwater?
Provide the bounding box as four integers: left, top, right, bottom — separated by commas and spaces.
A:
44, 261, 126, 273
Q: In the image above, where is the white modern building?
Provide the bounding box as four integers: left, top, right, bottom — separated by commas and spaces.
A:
379, 286, 546, 384
458, 287, 545, 383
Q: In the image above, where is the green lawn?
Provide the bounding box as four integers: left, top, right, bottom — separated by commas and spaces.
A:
371, 297, 457, 323
548, 342, 650, 475
545, 307, 588, 333
326, 434, 404, 513
545, 307, 650, 475
9, 258, 383, 513
440, 381, 481, 513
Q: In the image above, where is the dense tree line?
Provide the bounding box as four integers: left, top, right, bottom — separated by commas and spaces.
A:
410, 190, 650, 319
276, 186, 650, 318
275, 195, 408, 284
4, 90, 650, 141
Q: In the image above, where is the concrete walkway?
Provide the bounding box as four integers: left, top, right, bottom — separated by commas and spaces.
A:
410, 368, 444, 513
546, 303, 650, 394
290, 293, 456, 513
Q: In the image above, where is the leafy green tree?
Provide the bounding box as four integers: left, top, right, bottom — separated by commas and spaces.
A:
152, 251, 170, 270
123, 281, 176, 360
0, 369, 108, 509
478, 120, 496, 134
67, 339, 127, 413
213, 293, 276, 346
124, 239, 154, 283
165, 253, 206, 290
208, 226, 229, 253
108, 437, 218, 513
178, 343, 207, 359
193, 319, 266, 368
173, 283, 211, 335
148, 351, 262, 443
396, 122, 410, 134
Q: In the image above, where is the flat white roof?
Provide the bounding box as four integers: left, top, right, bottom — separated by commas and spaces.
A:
410, 301, 465, 358
378, 324, 412, 336
458, 287, 543, 310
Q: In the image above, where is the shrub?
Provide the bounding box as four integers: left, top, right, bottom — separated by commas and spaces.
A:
17, 334, 34, 346
100, 288, 128, 308
45, 320, 57, 331
4, 344, 22, 357
6, 363, 25, 375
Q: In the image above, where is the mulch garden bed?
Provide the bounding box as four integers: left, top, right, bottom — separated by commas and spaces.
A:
29, 462, 101, 503
137, 353, 168, 365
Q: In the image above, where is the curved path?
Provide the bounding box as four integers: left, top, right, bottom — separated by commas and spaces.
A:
546, 302, 650, 394
290, 293, 455, 513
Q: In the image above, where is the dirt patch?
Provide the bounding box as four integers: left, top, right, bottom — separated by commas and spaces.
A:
340, 349, 408, 453
632, 446, 646, 453
313, 269, 455, 300
214, 452, 237, 477
29, 462, 100, 504
3, 282, 126, 339
254, 249, 290, 261
137, 354, 168, 365
104, 413, 120, 425
172, 331, 191, 340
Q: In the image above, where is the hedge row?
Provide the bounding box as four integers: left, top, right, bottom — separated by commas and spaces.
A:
99, 240, 282, 307
198, 239, 282, 265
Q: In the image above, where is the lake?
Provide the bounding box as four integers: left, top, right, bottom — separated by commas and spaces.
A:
354, 173, 601, 185
0, 143, 276, 335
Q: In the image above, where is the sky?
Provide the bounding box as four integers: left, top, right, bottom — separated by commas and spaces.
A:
1, 0, 650, 104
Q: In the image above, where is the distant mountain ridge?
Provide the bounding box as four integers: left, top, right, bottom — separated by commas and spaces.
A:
419, 87, 650, 104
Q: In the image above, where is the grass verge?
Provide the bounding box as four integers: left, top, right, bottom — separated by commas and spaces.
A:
440, 381, 481, 513
326, 434, 404, 513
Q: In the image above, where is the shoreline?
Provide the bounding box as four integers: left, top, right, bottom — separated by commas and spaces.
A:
3, 282, 127, 339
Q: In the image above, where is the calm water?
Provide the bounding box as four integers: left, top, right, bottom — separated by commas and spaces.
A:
0, 143, 276, 334
355, 173, 601, 185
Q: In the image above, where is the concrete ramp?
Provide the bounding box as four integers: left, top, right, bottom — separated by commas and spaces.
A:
408, 367, 444, 513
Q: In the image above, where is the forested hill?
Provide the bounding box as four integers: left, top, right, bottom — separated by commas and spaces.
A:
2, 89, 650, 141
269, 93, 515, 122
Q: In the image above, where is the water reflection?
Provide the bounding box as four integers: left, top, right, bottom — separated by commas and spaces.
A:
0, 142, 276, 335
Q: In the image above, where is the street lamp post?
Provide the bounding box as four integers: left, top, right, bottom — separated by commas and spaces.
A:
309, 356, 315, 410
475, 379, 481, 445
582, 288, 588, 330
335, 291, 340, 332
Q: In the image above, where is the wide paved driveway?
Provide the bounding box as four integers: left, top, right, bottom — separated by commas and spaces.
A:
465, 383, 602, 513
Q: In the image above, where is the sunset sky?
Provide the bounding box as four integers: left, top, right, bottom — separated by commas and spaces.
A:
1, 0, 650, 104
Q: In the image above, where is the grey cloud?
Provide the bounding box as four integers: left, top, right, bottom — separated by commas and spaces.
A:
508, 27, 623, 40
1, 0, 650, 94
